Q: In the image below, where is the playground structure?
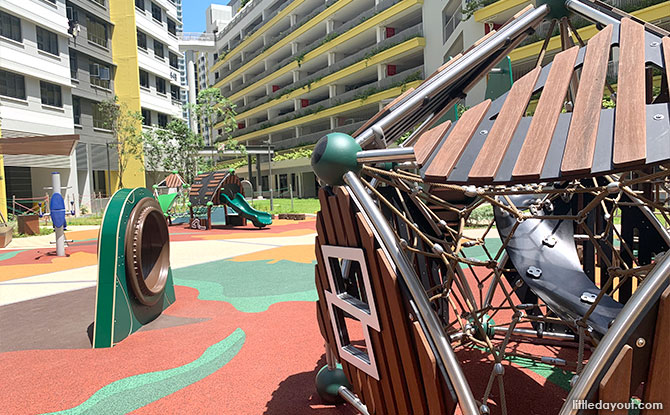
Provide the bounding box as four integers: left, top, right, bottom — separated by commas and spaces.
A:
93, 187, 175, 348
310, 1, 670, 414
189, 170, 272, 229
153, 172, 189, 224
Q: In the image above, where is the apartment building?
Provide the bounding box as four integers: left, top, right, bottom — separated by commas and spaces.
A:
0, 0, 186, 217
203, 0, 670, 200
0, 0, 79, 214
208, 0, 427, 198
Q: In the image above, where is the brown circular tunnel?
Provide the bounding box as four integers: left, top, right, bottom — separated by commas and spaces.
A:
125, 197, 170, 306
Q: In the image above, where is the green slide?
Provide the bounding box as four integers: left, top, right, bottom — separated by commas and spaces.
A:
221, 193, 273, 228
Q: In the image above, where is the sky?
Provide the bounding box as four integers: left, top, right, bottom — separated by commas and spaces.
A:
182, 0, 230, 33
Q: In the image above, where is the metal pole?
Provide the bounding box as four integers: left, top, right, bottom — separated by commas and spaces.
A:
338, 386, 370, 415
290, 184, 294, 211
267, 141, 273, 211
343, 171, 479, 415
105, 143, 111, 197
51, 172, 65, 257
356, 147, 415, 163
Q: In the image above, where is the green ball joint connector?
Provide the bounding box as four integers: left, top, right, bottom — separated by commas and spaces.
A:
311, 132, 362, 186
315, 364, 352, 404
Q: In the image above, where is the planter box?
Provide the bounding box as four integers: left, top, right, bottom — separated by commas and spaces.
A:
0, 225, 12, 248
278, 213, 306, 221
17, 215, 39, 235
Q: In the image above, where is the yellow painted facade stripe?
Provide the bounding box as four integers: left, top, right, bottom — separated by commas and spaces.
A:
235, 80, 423, 142
232, 37, 425, 122
214, 0, 422, 91
211, 0, 306, 72
509, 2, 670, 62
109, 0, 145, 189
474, 0, 528, 22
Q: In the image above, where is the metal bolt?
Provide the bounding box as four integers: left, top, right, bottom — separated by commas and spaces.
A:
515, 279, 524, 288
650, 41, 660, 47
570, 375, 579, 388
580, 292, 598, 304
526, 266, 542, 279
399, 239, 408, 249
636, 337, 646, 348
439, 219, 447, 228
653, 114, 665, 121
494, 362, 505, 375
432, 243, 444, 254
543, 235, 557, 247
479, 130, 488, 135
480, 404, 490, 414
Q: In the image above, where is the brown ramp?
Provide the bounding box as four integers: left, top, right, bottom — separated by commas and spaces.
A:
561, 25, 613, 175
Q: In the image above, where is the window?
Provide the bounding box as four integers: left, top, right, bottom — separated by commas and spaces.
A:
0, 11, 21, 42
139, 69, 149, 88
151, 2, 162, 22
40, 81, 62, 107
141, 108, 151, 126
69, 51, 77, 79
157, 113, 168, 128
0, 69, 25, 99
135, 0, 144, 10
156, 77, 166, 94
90, 62, 110, 89
87, 16, 107, 48
90, 0, 105, 6
36, 26, 58, 55
137, 30, 146, 49
73, 97, 81, 125
170, 84, 180, 101
153, 39, 164, 59
93, 103, 107, 129
169, 51, 178, 69
167, 19, 177, 36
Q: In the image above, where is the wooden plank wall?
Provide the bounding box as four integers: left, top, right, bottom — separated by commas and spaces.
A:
314, 187, 456, 414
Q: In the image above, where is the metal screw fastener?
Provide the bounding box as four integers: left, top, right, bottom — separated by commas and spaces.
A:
580, 292, 598, 304
480, 404, 490, 414
432, 243, 445, 254
653, 114, 665, 121
515, 279, 524, 288
479, 130, 488, 135
543, 235, 557, 247
494, 362, 505, 375
526, 266, 542, 279
650, 41, 660, 47
399, 239, 408, 249
636, 337, 646, 348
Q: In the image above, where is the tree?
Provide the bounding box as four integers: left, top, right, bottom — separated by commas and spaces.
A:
188, 88, 241, 152
143, 119, 204, 185
98, 97, 143, 189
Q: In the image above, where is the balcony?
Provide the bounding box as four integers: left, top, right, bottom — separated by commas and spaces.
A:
177, 32, 216, 51
234, 23, 424, 116
230, 66, 424, 138
215, 0, 402, 82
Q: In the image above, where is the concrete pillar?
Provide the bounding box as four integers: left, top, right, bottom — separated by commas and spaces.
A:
292, 70, 301, 82
81, 143, 93, 210
290, 14, 297, 26
329, 85, 337, 98
294, 99, 300, 111
327, 52, 336, 66
377, 64, 385, 80
330, 116, 337, 129
326, 19, 334, 34
376, 26, 383, 43
294, 126, 300, 137
291, 42, 299, 55
187, 55, 197, 132
67, 151, 80, 216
